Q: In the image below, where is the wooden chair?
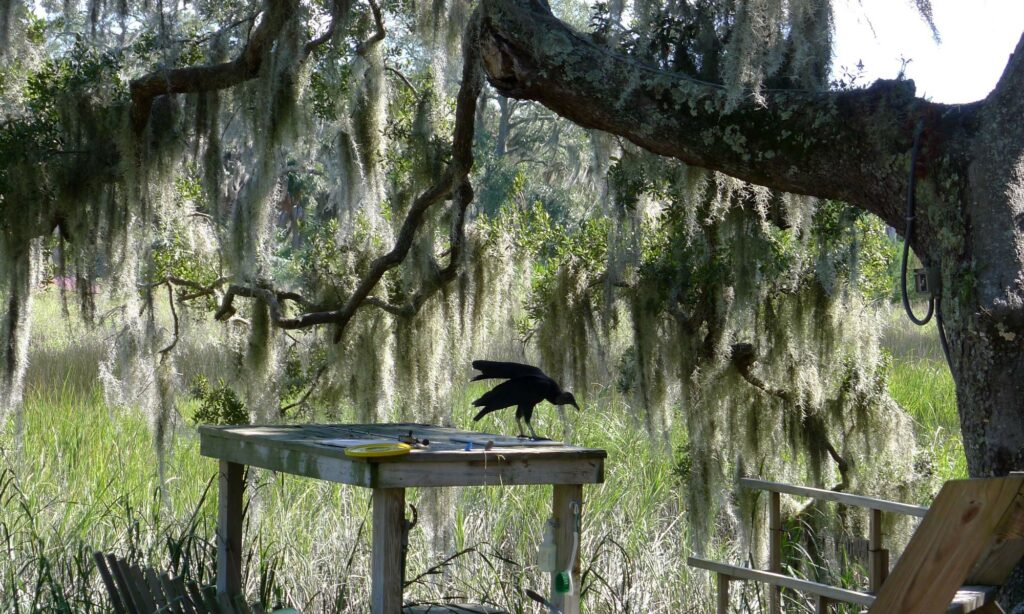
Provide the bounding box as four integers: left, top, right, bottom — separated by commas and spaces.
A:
688, 473, 1024, 613
94, 551, 268, 614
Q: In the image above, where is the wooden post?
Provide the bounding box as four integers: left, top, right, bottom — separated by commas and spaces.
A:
769, 491, 782, 614
552, 484, 583, 614
815, 595, 832, 613
868, 508, 888, 592
216, 460, 244, 600
717, 573, 730, 614
371, 488, 406, 614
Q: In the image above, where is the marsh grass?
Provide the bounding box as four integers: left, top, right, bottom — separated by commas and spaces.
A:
1, 307, 699, 612
0, 297, 965, 613
881, 306, 966, 482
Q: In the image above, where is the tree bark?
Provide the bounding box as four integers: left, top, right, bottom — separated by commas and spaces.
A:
955, 33, 1024, 481
129, 0, 299, 133
477, 0, 1024, 481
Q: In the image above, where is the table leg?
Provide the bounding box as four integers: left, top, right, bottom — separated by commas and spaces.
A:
217, 460, 244, 599
552, 484, 583, 614
372, 487, 406, 614
717, 573, 731, 614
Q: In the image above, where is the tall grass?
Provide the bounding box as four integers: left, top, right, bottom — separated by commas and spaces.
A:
0, 294, 967, 613
1, 353, 698, 612
885, 359, 965, 482
881, 305, 967, 482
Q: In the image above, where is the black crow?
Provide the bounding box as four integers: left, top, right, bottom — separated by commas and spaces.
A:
470, 360, 579, 439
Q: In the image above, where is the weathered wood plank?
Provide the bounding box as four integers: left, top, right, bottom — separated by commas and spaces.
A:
93, 552, 128, 614
199, 585, 221, 612
968, 536, 1024, 586
716, 573, 730, 614
385, 447, 607, 462
687, 557, 876, 607
199, 424, 606, 463
373, 458, 603, 488
164, 573, 199, 614
402, 605, 507, 613
187, 584, 210, 614
947, 586, 1000, 613
551, 484, 583, 614
740, 478, 928, 517
201, 427, 604, 488
217, 460, 244, 601
201, 432, 374, 487
966, 486, 1024, 585
202, 433, 603, 488
123, 561, 157, 614
372, 488, 406, 614
870, 476, 1024, 612
108, 554, 141, 613
966, 603, 1005, 614
143, 567, 171, 613
814, 595, 832, 613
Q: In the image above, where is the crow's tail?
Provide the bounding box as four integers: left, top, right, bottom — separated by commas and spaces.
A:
471, 360, 544, 381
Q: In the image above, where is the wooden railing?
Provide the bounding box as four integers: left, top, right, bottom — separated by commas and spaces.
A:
707, 478, 929, 614
691, 557, 876, 613
739, 477, 928, 606
690, 475, 1024, 614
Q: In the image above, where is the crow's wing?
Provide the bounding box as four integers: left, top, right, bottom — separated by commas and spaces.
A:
471, 360, 547, 382
471, 375, 551, 420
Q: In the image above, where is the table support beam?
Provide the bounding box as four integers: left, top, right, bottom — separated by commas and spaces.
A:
217, 460, 244, 600
372, 487, 406, 614
815, 595, 833, 613
552, 483, 583, 614
717, 573, 731, 614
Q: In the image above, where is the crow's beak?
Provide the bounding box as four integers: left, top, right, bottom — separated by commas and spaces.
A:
571, 401, 580, 411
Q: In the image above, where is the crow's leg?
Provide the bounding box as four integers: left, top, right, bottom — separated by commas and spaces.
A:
526, 420, 540, 440
515, 416, 527, 438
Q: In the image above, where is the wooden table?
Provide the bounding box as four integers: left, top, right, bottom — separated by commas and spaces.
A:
199, 423, 606, 614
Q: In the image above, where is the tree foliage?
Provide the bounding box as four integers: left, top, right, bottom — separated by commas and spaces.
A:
5, 0, 1010, 604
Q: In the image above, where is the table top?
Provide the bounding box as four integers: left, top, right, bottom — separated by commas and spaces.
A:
199, 423, 606, 488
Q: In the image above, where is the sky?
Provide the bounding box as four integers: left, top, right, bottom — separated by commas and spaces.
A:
832, 0, 1024, 103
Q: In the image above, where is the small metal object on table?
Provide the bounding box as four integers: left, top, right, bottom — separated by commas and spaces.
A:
199, 423, 607, 614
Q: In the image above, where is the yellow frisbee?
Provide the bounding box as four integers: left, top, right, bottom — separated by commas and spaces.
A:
345, 442, 412, 458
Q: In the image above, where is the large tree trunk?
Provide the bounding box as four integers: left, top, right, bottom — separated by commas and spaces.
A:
955, 41, 1024, 481
952, 319, 1024, 478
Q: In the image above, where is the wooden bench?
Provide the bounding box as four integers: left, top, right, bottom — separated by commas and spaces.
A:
96, 550, 507, 613
94, 551, 225, 613
94, 551, 298, 614
688, 474, 1024, 613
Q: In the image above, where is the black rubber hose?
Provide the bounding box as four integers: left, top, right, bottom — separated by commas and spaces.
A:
899, 121, 934, 326
898, 120, 953, 368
